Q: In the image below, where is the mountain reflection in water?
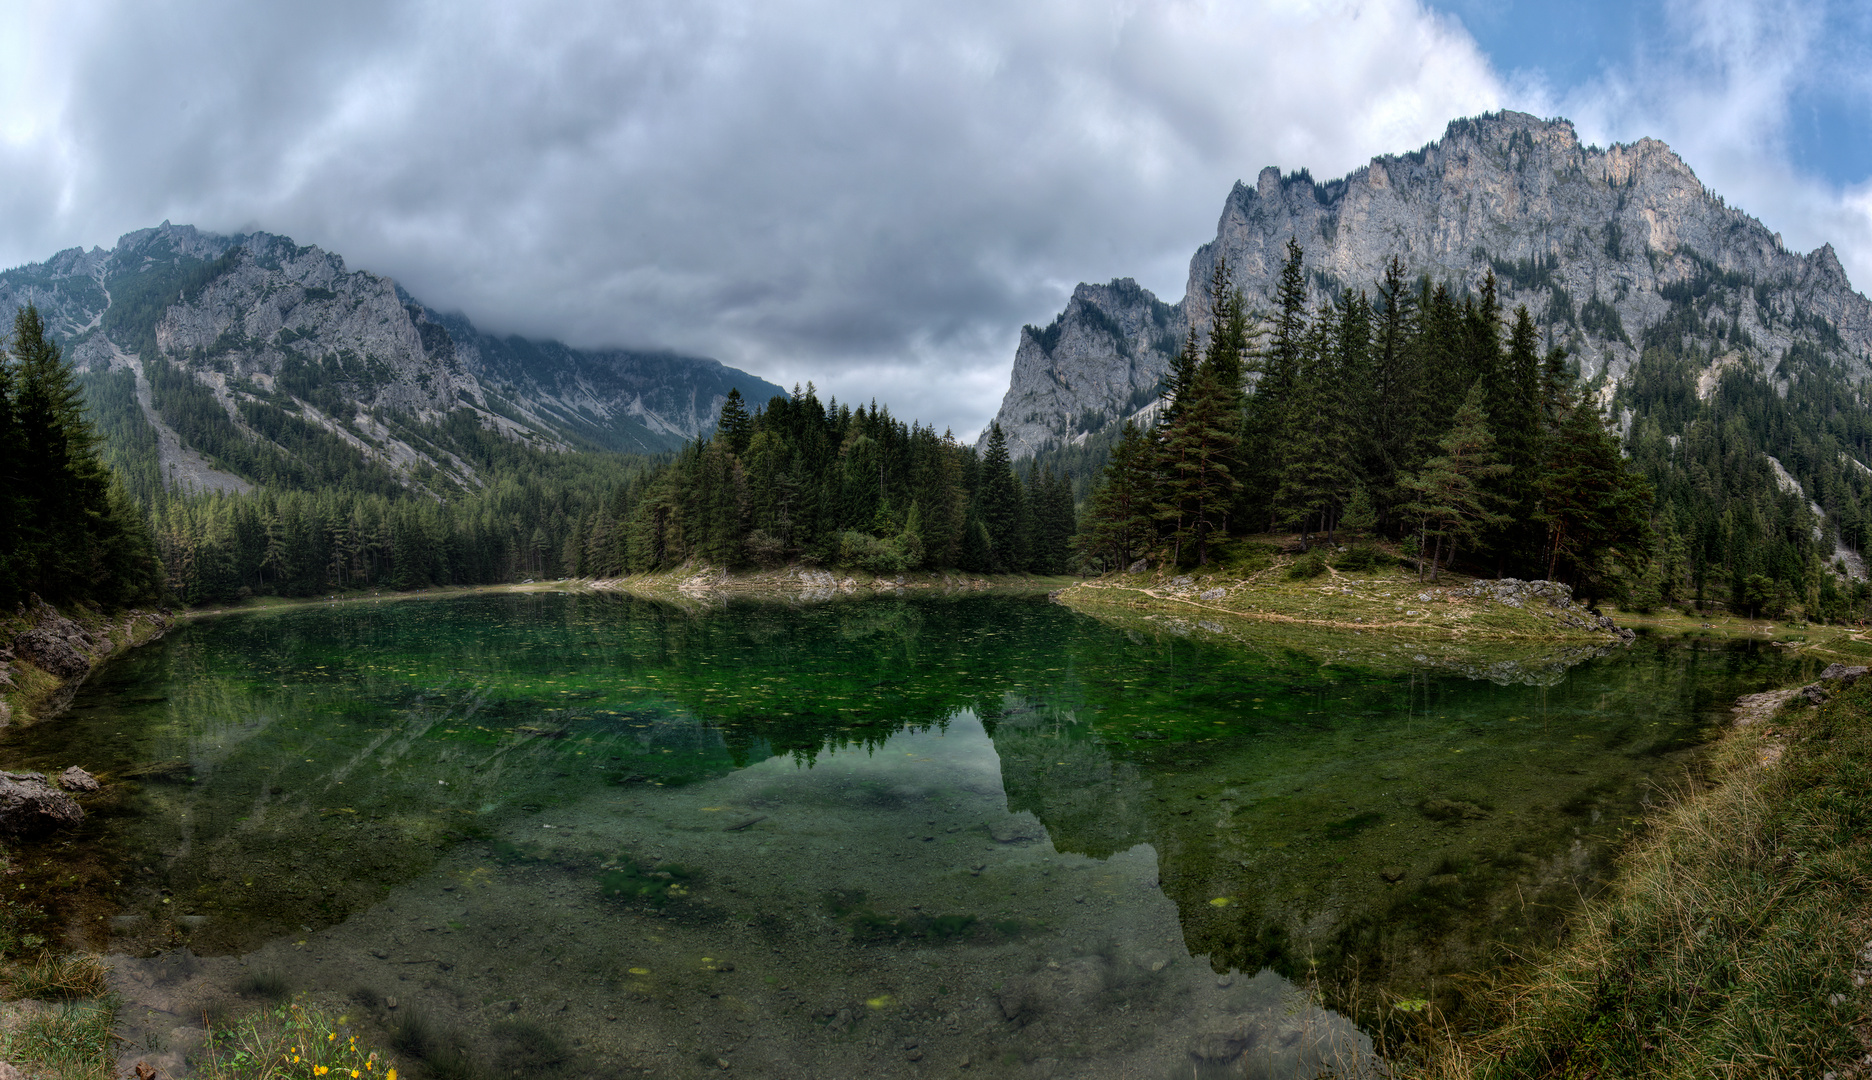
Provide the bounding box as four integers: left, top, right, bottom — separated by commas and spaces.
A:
6, 592, 1809, 1078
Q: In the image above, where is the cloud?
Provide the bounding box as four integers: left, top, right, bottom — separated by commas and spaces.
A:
1, 0, 1502, 439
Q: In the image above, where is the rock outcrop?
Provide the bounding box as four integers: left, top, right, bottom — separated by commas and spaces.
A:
985, 111, 1872, 457
2, 600, 174, 726
0, 772, 83, 837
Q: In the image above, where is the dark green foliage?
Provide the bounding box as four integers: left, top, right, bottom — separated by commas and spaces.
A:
580, 389, 1071, 577
0, 306, 162, 608
1078, 242, 1660, 594
1398, 384, 1513, 582
1080, 421, 1155, 570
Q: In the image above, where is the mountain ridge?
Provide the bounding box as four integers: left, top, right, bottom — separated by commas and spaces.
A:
0, 222, 785, 493
986, 111, 1872, 459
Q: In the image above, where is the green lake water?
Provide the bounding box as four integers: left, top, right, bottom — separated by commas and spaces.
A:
5, 592, 1816, 1078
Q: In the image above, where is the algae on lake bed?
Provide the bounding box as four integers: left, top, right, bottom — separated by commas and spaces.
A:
0, 592, 1819, 1077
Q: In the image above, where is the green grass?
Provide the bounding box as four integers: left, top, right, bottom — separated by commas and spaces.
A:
1062, 553, 1614, 646
4, 1000, 117, 1080
1417, 676, 1872, 1078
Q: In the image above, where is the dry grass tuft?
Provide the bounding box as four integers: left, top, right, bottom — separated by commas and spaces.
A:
6, 954, 110, 1001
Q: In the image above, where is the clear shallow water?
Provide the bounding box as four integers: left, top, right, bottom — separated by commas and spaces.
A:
6, 592, 1814, 1078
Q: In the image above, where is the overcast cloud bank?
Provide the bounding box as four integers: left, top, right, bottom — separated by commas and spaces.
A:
2, 0, 1867, 438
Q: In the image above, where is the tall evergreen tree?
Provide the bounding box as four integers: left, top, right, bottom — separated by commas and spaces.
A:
1241, 239, 1309, 525
1083, 420, 1156, 571
716, 388, 752, 455
1158, 358, 1243, 565
977, 423, 1022, 572
1397, 383, 1511, 582
1538, 393, 1655, 590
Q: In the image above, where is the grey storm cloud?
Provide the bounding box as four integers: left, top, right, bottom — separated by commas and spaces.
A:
6, 0, 1508, 436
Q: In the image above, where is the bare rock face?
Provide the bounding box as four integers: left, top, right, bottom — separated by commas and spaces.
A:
985, 110, 1872, 457
0, 772, 84, 836
57, 766, 101, 793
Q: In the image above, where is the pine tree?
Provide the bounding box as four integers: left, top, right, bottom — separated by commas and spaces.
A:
1084, 420, 1156, 570
0, 318, 17, 600
1537, 393, 1655, 588
1359, 256, 1420, 521
977, 423, 1022, 572
716, 388, 752, 455
1485, 305, 1546, 570
1241, 240, 1310, 524
1157, 359, 1242, 565
1397, 384, 1511, 582
1274, 294, 1361, 545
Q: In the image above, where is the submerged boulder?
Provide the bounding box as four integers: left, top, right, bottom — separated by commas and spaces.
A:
57, 766, 101, 792
0, 772, 83, 836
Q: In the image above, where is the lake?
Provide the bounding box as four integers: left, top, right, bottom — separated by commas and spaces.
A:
6, 592, 1812, 1078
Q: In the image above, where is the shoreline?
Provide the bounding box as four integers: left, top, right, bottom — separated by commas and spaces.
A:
1417, 663, 1872, 1077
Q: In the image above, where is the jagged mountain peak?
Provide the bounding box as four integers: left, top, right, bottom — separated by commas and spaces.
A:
984, 110, 1872, 458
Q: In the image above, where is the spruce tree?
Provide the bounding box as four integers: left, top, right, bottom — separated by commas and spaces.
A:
1363, 256, 1419, 523
1397, 383, 1511, 582
1537, 393, 1655, 588
1157, 359, 1242, 565
1084, 420, 1156, 570
977, 423, 1021, 572
1240, 239, 1310, 525
716, 388, 752, 455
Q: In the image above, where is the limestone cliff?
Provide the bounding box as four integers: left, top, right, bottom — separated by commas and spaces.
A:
984, 111, 1872, 457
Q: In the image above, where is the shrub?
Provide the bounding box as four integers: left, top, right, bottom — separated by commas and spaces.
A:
1285, 550, 1329, 580
1333, 546, 1391, 572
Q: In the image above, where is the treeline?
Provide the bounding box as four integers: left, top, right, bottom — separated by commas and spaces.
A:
1081, 241, 1654, 593
0, 306, 161, 609
617, 387, 1076, 575
150, 470, 635, 604
141, 386, 1087, 603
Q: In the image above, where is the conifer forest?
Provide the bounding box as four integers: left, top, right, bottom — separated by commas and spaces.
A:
10, 234, 1872, 623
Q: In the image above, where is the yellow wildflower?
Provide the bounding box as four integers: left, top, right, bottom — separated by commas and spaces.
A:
387, 1071, 397, 1080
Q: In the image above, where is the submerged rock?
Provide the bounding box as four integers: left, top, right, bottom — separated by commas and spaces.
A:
57, 766, 100, 792
0, 771, 84, 836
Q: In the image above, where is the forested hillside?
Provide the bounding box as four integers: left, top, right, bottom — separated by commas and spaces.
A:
0, 223, 784, 503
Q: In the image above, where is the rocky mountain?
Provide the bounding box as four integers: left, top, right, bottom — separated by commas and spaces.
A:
0, 223, 783, 493
986, 110, 1872, 459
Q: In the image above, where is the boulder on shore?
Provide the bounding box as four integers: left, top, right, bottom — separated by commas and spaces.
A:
0, 772, 84, 836
9, 628, 89, 679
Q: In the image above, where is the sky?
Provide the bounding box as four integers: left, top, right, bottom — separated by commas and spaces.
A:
2, 0, 1870, 441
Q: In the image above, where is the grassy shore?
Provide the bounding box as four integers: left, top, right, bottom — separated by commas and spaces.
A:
1414, 668, 1872, 1078
1057, 542, 1627, 679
